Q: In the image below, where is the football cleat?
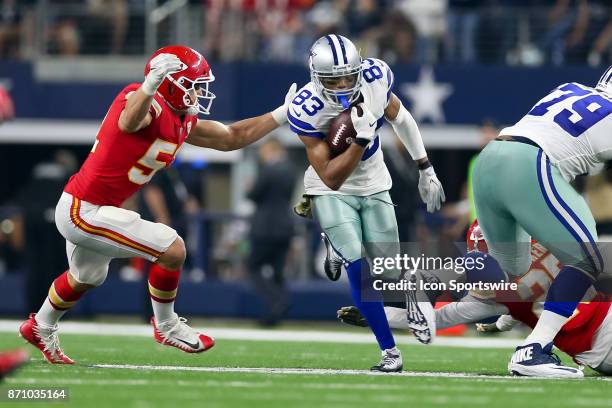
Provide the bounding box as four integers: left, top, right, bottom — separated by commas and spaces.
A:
0, 349, 29, 379
508, 342, 584, 378
151, 314, 215, 353
405, 275, 436, 344
337, 306, 368, 327
370, 347, 403, 373
321, 233, 343, 281
19, 313, 74, 365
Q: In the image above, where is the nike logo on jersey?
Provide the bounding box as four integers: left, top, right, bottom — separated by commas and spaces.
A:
510, 346, 533, 364
368, 121, 376, 127
290, 107, 302, 118
176, 338, 201, 350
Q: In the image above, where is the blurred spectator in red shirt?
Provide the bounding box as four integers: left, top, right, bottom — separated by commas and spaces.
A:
0, 84, 15, 124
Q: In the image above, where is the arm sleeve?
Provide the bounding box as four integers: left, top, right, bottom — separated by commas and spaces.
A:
435, 295, 510, 330
388, 100, 427, 160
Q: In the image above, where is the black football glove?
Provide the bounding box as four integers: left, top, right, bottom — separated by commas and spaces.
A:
337, 306, 368, 327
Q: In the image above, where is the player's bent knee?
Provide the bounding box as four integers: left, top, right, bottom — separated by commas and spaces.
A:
157, 236, 186, 270
68, 265, 109, 287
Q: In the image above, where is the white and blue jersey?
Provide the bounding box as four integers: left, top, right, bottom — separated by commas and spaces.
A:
500, 82, 612, 181
288, 58, 395, 196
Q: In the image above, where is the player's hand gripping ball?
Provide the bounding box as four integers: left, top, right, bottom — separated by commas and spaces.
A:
326, 104, 376, 157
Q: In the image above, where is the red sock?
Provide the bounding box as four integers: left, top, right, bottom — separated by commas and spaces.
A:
48, 271, 84, 311
148, 264, 181, 304
148, 264, 181, 323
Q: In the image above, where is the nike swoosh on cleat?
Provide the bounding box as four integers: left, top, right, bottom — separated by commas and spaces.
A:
551, 367, 579, 373
176, 338, 201, 349
368, 121, 376, 127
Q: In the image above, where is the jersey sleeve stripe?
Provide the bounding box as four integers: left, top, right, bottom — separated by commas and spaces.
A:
289, 124, 325, 138
385, 65, 394, 102
288, 111, 319, 131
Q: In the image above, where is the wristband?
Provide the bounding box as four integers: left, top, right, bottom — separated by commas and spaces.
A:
418, 160, 432, 170
354, 138, 370, 147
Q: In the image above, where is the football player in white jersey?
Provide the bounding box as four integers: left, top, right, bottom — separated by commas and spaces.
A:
288, 34, 445, 372
406, 66, 612, 377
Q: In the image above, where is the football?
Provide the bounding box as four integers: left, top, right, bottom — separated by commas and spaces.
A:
326, 106, 361, 157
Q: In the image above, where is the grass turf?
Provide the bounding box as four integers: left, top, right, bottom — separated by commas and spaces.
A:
0, 333, 610, 408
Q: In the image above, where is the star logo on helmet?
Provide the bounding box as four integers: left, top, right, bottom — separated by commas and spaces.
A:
309, 50, 317, 57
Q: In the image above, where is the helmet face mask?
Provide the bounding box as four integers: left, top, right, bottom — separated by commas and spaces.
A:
595, 65, 612, 99
309, 35, 362, 109
146, 45, 216, 116
167, 73, 216, 116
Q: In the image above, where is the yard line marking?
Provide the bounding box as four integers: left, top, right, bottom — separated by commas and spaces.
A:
91, 364, 612, 381
0, 320, 517, 348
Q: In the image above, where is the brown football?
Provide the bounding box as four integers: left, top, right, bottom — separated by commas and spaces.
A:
326, 106, 361, 157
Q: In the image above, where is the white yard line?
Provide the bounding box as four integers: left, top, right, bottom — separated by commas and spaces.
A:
90, 364, 612, 381
0, 320, 518, 349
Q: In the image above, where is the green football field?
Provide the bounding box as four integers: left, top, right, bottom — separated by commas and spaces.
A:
0, 323, 610, 408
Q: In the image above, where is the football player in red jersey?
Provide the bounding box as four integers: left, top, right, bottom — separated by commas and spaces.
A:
338, 220, 612, 375
19, 45, 297, 364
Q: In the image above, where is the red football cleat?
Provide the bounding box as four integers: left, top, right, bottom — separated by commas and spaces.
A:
19, 314, 74, 365
0, 349, 29, 379
151, 314, 215, 353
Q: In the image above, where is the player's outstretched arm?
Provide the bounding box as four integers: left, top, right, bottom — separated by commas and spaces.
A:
385, 93, 445, 212
300, 104, 377, 191
185, 83, 297, 151
119, 53, 184, 133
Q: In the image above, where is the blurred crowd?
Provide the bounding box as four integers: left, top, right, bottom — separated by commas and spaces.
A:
0, 0, 610, 66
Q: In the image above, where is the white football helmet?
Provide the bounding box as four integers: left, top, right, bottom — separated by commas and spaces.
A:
309, 34, 362, 108
595, 65, 612, 99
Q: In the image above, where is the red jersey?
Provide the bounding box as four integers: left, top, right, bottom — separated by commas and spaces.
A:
503, 296, 611, 358
64, 84, 197, 207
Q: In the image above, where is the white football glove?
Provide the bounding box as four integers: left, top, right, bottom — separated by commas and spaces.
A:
351, 104, 377, 143
418, 166, 446, 212
271, 83, 298, 125
142, 53, 185, 96
476, 315, 518, 333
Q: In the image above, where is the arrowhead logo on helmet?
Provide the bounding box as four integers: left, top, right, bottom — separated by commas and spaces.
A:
145, 45, 216, 116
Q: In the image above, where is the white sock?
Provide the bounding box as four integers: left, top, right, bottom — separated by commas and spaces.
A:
35, 298, 67, 327
152, 300, 176, 324
522, 310, 568, 347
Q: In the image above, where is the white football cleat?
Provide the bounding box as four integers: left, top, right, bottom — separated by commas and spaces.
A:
321, 233, 343, 281
405, 276, 436, 344
19, 313, 74, 365
370, 347, 403, 373
151, 314, 215, 353
508, 342, 583, 378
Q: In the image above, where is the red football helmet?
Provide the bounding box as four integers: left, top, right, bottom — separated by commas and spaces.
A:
466, 219, 488, 253
145, 45, 215, 115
